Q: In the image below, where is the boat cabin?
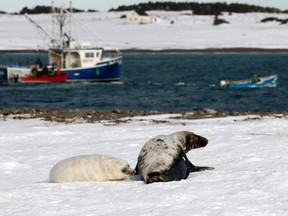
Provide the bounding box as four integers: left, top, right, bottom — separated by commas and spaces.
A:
48, 47, 103, 69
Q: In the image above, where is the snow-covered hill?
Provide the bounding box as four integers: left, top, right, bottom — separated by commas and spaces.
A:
0, 11, 287, 51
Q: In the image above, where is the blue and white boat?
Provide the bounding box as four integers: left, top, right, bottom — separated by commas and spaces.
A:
220, 75, 278, 89
0, 3, 122, 84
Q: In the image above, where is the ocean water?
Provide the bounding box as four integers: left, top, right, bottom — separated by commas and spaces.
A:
0, 52, 287, 112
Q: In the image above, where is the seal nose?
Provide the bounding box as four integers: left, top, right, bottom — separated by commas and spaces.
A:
128, 168, 136, 175
192, 135, 208, 148
201, 136, 208, 146
122, 167, 136, 176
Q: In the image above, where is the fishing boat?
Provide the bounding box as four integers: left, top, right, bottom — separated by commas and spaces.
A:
0, 3, 122, 84
220, 75, 278, 89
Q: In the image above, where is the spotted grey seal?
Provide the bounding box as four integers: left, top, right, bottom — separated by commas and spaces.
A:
135, 131, 214, 184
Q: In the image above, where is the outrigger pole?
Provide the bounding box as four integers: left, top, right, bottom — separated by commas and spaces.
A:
24, 13, 58, 46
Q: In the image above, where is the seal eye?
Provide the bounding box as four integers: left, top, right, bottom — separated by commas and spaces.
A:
121, 168, 127, 173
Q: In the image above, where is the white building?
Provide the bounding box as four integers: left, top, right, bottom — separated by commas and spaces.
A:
151, 16, 162, 23
126, 10, 151, 24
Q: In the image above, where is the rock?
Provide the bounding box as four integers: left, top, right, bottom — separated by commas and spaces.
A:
203, 108, 218, 114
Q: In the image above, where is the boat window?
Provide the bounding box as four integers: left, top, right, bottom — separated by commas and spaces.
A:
85, 52, 94, 58
96, 52, 99, 58
66, 52, 81, 68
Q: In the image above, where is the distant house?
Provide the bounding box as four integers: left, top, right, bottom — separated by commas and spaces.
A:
126, 10, 151, 24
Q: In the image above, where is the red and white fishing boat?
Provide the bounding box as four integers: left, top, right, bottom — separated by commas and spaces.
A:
0, 2, 122, 84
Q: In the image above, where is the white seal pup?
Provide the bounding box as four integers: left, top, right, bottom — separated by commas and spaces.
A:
135, 131, 214, 184
49, 154, 135, 183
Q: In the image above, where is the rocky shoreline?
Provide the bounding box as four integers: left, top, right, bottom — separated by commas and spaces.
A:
0, 108, 287, 124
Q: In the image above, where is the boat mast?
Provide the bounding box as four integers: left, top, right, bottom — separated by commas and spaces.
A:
52, 2, 69, 68
69, 1, 72, 41
66, 1, 72, 69
51, 1, 55, 42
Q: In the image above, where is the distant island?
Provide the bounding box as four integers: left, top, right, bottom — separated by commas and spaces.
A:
0, 6, 95, 15
1, 2, 287, 15
110, 2, 284, 14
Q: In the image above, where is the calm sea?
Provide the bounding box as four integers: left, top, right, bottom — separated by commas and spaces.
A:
0, 51, 287, 112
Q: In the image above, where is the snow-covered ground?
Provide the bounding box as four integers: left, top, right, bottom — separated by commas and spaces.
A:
1, 114, 288, 215
0, 11, 287, 50
1, 9, 288, 215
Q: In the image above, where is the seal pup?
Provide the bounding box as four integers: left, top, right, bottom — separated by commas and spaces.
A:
135, 131, 214, 184
49, 154, 135, 183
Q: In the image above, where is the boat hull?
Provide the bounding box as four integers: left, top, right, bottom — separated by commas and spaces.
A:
20, 74, 67, 83
220, 75, 278, 89
63, 57, 122, 82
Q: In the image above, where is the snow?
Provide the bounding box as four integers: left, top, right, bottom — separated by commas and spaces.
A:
1, 114, 288, 215
1, 9, 288, 215
0, 11, 287, 50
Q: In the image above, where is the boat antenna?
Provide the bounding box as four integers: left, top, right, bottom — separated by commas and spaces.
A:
51, 1, 55, 40
69, 1, 72, 40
